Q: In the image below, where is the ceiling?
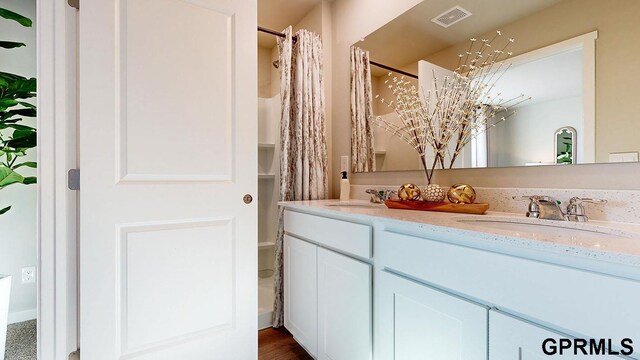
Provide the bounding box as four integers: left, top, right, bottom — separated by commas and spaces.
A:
358, 0, 562, 72
258, 0, 323, 48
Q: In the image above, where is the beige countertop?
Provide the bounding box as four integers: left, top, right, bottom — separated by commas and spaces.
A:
280, 200, 640, 278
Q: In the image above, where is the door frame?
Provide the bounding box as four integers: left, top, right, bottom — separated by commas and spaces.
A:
37, 0, 78, 359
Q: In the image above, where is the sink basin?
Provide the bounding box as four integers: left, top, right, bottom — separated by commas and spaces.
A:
455, 217, 636, 241
324, 201, 384, 209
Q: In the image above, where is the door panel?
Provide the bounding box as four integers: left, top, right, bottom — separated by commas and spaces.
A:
118, 0, 235, 181
376, 271, 488, 360
317, 248, 371, 360
79, 0, 257, 358
284, 235, 318, 356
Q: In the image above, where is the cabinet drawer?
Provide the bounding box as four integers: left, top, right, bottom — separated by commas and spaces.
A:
284, 210, 372, 258
379, 231, 640, 344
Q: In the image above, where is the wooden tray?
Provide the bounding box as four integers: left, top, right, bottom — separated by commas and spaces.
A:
384, 200, 489, 215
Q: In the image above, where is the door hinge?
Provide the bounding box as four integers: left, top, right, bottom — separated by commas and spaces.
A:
67, 0, 79, 10
68, 169, 80, 190
69, 349, 80, 360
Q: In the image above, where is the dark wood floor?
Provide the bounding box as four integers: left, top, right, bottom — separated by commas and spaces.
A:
259, 327, 313, 360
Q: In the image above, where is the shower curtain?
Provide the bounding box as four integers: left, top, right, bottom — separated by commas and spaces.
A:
272, 26, 328, 327
350, 46, 376, 172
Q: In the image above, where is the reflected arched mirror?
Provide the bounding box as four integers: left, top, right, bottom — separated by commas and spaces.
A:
555, 126, 577, 165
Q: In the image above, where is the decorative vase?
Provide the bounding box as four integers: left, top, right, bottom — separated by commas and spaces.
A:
447, 184, 477, 204
422, 184, 446, 202
398, 184, 421, 201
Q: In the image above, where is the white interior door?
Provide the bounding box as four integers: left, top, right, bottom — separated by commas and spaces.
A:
78, 0, 257, 359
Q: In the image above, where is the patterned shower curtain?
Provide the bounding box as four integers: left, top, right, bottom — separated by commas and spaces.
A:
272, 26, 328, 327
350, 46, 376, 172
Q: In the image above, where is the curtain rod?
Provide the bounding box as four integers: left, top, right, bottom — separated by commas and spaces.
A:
257, 26, 418, 80
370, 61, 418, 79
258, 26, 286, 38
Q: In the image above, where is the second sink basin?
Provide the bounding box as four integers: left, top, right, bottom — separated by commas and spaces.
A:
455, 217, 636, 241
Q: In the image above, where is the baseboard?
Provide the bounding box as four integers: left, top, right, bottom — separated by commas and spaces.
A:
258, 310, 273, 330
8, 308, 37, 324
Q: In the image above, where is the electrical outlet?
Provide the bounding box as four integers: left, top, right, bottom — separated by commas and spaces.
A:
22, 266, 36, 284
340, 156, 349, 173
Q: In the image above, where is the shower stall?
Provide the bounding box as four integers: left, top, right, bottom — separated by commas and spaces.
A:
257, 95, 280, 329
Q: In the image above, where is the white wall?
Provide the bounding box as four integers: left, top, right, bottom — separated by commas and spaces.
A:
0, 0, 38, 323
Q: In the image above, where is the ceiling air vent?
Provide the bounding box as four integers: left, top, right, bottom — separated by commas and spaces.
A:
431, 5, 472, 28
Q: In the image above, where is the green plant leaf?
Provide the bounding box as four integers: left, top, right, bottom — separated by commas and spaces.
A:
12, 161, 36, 169
6, 131, 36, 148
2, 110, 35, 121
0, 206, 11, 215
8, 108, 36, 117
22, 176, 36, 185
0, 8, 33, 27
0, 165, 24, 187
0, 99, 18, 111
17, 102, 36, 109
0, 41, 26, 49
0, 123, 35, 131
11, 127, 35, 138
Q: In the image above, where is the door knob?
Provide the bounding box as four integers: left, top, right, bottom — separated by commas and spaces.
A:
243, 194, 253, 204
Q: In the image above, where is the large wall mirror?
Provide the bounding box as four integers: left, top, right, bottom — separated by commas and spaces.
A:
350, 0, 640, 172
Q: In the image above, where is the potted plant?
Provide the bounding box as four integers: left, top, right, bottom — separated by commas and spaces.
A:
1, 7, 37, 215
0, 275, 10, 356
1, 6, 36, 355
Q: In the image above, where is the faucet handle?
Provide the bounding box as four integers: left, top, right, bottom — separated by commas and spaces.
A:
512, 195, 543, 218
512, 195, 559, 203
566, 197, 606, 222
569, 197, 607, 205
513, 195, 540, 201
366, 189, 396, 203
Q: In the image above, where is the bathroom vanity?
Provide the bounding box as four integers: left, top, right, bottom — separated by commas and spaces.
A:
281, 200, 640, 360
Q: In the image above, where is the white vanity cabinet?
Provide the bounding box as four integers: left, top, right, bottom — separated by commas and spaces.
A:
376, 271, 488, 360
284, 210, 373, 360
281, 203, 640, 360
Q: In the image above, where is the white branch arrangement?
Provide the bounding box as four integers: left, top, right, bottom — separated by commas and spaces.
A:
375, 31, 531, 184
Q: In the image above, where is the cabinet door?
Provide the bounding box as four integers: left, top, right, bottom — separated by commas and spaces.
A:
489, 310, 632, 359
376, 271, 488, 360
284, 235, 318, 356
317, 248, 372, 360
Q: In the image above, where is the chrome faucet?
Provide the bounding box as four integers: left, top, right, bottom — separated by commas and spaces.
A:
514, 195, 607, 222
565, 197, 607, 222
514, 195, 567, 221
366, 189, 396, 204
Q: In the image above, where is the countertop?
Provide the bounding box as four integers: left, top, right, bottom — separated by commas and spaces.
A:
280, 200, 640, 279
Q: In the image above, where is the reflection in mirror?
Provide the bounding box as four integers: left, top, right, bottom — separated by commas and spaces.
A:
555, 127, 577, 165
350, 0, 640, 173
